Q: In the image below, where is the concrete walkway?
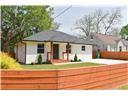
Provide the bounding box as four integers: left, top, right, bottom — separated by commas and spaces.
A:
84, 59, 128, 65
54, 59, 128, 65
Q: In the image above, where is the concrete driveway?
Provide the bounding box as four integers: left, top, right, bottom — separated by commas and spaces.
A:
84, 59, 128, 65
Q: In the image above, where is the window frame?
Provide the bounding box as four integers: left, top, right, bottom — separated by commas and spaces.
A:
119, 46, 122, 52
90, 35, 93, 39
81, 46, 86, 51
37, 44, 44, 54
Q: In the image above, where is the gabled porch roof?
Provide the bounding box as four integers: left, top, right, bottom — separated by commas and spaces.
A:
23, 30, 95, 45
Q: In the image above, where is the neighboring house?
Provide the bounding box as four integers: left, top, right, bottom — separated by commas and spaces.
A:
15, 30, 94, 64
117, 39, 128, 52
86, 33, 128, 52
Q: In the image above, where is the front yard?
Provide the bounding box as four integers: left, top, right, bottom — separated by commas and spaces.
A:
21, 62, 101, 69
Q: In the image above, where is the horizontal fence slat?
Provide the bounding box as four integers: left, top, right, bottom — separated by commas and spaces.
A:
1, 77, 57, 84
1, 83, 57, 90
1, 70, 57, 78
1, 63, 128, 90
58, 73, 127, 89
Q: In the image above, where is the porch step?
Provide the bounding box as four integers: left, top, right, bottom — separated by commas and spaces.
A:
50, 59, 69, 64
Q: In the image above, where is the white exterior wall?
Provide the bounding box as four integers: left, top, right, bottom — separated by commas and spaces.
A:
64, 44, 92, 61
107, 45, 111, 51
117, 41, 127, 52
16, 43, 25, 63
25, 42, 92, 64
107, 41, 128, 52
107, 45, 116, 51
26, 42, 38, 64
26, 42, 51, 64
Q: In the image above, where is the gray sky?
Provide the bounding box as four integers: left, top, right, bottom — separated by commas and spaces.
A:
53, 5, 127, 35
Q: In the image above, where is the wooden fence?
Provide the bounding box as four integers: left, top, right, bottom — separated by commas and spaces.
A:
1, 63, 128, 90
93, 51, 128, 60
1, 70, 58, 90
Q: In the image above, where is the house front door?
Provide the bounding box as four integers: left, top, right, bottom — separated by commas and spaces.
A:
53, 44, 59, 59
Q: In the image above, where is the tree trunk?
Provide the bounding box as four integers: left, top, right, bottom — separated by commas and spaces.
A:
2, 41, 10, 53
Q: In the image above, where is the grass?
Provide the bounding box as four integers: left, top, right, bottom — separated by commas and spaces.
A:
118, 85, 128, 90
21, 62, 101, 70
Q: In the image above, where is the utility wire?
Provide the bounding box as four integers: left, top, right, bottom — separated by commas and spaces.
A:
54, 5, 72, 20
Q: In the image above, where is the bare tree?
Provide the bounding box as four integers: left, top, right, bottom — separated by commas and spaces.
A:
109, 27, 120, 37
93, 9, 108, 33
102, 9, 121, 34
74, 14, 95, 37
74, 8, 121, 38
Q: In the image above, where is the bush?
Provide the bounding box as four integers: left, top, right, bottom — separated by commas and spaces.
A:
74, 54, 78, 62
37, 54, 42, 64
31, 62, 35, 65
96, 50, 100, 58
0, 52, 21, 69
45, 61, 52, 64
78, 59, 81, 62
70, 60, 74, 62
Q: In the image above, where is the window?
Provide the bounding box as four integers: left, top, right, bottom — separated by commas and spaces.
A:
66, 44, 71, 53
90, 35, 93, 39
81, 46, 86, 51
37, 44, 44, 53
119, 46, 122, 52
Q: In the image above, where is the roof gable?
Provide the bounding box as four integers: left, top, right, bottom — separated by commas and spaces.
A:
120, 39, 128, 46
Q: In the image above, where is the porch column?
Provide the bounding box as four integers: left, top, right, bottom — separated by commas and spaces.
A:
50, 41, 53, 60
67, 42, 69, 61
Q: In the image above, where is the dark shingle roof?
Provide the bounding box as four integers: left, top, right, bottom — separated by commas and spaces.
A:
89, 33, 128, 46
23, 30, 94, 45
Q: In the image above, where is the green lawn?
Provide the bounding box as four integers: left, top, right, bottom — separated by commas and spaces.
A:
21, 62, 101, 70
118, 85, 128, 90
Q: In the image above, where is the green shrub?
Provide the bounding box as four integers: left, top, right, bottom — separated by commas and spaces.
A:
78, 59, 81, 62
37, 54, 42, 64
96, 50, 100, 58
0, 52, 21, 69
74, 54, 78, 62
31, 62, 35, 65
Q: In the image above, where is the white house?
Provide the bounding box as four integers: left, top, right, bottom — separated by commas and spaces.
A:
15, 30, 94, 64
86, 33, 128, 52
117, 39, 128, 52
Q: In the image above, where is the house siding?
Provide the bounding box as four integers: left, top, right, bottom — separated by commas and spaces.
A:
15, 43, 25, 63
64, 44, 92, 61
87, 33, 128, 52
24, 42, 92, 64
107, 45, 116, 52
87, 35, 108, 51
117, 41, 127, 52
26, 42, 48, 64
